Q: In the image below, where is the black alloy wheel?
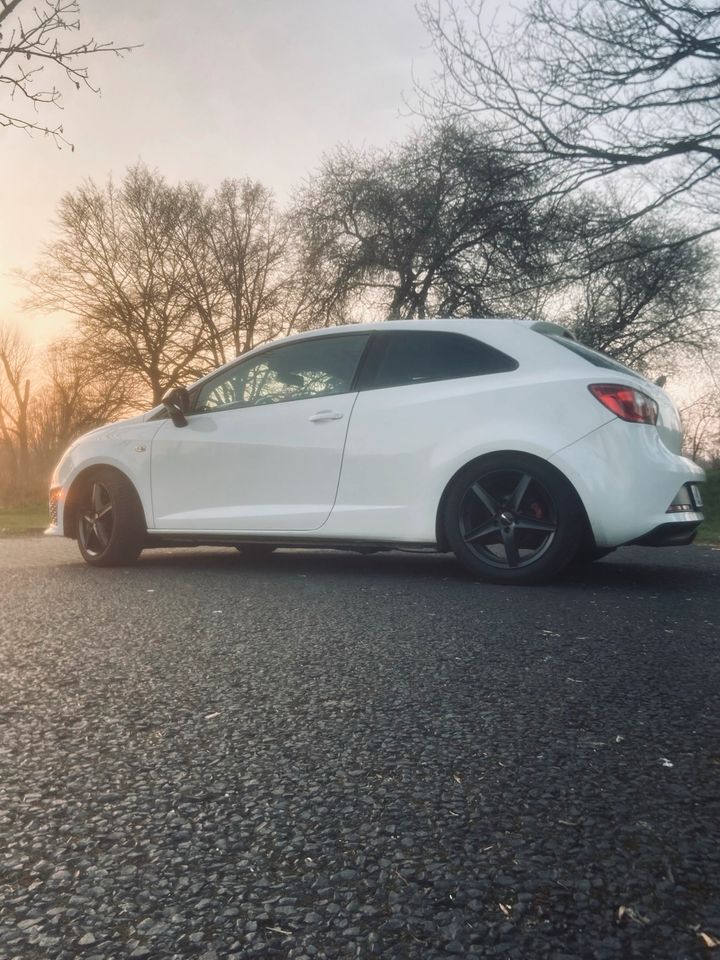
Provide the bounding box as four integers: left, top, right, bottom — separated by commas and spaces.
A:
78, 480, 114, 558
444, 454, 584, 584
76, 468, 145, 566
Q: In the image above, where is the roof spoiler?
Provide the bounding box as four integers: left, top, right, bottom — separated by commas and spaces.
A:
530, 321, 578, 341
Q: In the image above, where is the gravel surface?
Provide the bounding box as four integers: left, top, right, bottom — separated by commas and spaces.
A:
1, 537, 719, 960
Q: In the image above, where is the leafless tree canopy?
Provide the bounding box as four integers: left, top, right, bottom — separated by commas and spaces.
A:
25, 167, 210, 405
25, 165, 323, 406
33, 336, 134, 456
0, 0, 135, 148
0, 323, 137, 502
294, 123, 549, 321
0, 322, 32, 489
293, 124, 718, 365
538, 194, 718, 370
419, 0, 720, 227
681, 392, 720, 461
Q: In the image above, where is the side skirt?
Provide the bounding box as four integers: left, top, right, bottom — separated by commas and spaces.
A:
144, 532, 440, 553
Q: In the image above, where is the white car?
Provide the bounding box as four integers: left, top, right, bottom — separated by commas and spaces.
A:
47, 318, 705, 583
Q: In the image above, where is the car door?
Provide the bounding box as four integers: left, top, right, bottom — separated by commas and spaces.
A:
329, 330, 520, 541
150, 333, 369, 532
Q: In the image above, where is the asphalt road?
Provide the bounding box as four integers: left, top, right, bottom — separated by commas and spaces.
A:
1, 537, 719, 960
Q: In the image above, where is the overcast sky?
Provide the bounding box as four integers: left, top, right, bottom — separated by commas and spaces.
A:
1, 0, 437, 342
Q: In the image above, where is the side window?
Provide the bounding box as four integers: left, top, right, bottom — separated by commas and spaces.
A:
195, 334, 369, 414
366, 331, 517, 390
546, 335, 644, 380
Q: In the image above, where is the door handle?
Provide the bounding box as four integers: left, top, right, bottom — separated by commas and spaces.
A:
309, 410, 344, 422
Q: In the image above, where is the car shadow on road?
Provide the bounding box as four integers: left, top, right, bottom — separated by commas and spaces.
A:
127, 544, 718, 593
561, 555, 714, 591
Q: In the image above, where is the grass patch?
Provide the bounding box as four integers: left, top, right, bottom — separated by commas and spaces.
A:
697, 469, 720, 544
0, 503, 48, 535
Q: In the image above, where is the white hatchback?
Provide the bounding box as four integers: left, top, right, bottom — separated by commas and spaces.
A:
47, 318, 705, 583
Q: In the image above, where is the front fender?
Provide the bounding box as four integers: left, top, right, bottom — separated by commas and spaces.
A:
54, 421, 164, 536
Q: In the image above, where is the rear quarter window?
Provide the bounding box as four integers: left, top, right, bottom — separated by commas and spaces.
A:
363, 330, 518, 390
545, 335, 644, 380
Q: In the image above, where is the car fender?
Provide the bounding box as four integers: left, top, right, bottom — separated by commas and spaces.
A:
55, 421, 164, 535
426, 406, 609, 500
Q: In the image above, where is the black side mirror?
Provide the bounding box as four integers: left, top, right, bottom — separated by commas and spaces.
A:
162, 386, 190, 428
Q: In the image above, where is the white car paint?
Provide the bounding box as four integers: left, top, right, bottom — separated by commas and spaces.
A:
150, 392, 358, 531
47, 318, 705, 557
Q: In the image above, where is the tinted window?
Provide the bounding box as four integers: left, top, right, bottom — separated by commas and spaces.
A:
546, 335, 643, 380
195, 334, 369, 413
365, 331, 517, 390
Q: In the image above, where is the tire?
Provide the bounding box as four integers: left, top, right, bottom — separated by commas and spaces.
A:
234, 544, 277, 559
76, 468, 145, 567
443, 454, 585, 585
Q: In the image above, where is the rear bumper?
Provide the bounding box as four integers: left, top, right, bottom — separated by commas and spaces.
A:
551, 419, 706, 548
629, 520, 702, 547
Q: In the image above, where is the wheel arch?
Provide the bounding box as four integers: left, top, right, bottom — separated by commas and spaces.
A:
63, 464, 146, 540
434, 450, 594, 552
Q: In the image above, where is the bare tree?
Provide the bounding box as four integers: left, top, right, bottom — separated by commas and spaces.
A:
0, 326, 137, 503
419, 0, 720, 232
549, 197, 720, 369
175, 178, 310, 365
0, 322, 33, 492
681, 393, 720, 461
26, 166, 322, 404
31, 336, 134, 473
0, 0, 136, 148
294, 123, 719, 368
25, 166, 213, 406
294, 123, 545, 322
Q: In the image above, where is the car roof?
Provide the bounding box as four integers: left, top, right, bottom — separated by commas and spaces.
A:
283, 317, 533, 340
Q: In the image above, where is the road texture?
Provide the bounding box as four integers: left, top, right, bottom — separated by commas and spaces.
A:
1, 536, 719, 960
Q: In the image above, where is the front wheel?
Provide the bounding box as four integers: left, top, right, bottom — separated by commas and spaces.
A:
443, 455, 585, 585
76, 469, 145, 567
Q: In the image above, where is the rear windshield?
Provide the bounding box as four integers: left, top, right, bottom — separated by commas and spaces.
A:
546, 335, 644, 380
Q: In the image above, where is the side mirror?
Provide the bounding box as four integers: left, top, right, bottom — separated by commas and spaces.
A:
162, 386, 190, 428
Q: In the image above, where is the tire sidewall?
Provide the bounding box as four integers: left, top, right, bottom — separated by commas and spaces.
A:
76, 468, 145, 567
444, 454, 585, 584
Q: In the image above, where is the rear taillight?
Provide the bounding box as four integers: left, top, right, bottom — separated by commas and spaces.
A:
588, 383, 658, 425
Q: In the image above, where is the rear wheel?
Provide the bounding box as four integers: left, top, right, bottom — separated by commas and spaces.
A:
444, 454, 584, 584
76, 469, 145, 567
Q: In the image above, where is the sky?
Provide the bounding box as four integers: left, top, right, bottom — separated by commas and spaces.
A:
0, 0, 437, 343
0, 0, 713, 412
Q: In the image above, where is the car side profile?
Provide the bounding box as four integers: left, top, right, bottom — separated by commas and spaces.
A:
47, 318, 705, 583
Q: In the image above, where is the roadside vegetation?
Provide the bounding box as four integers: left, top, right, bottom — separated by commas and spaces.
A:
0, 503, 48, 536
697, 470, 720, 544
